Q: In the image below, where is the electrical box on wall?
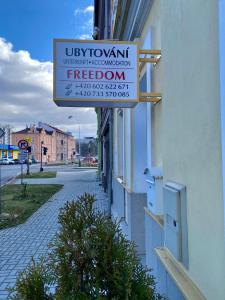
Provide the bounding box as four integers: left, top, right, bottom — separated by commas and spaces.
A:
163, 181, 189, 269
145, 168, 163, 215
146, 177, 163, 215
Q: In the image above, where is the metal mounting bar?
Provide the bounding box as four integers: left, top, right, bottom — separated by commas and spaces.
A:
139, 49, 161, 64
139, 92, 162, 104
139, 49, 161, 55
139, 98, 161, 103
139, 58, 159, 63
140, 92, 162, 98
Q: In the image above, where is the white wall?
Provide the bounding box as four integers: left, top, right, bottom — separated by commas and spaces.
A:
161, 1, 225, 299
141, 1, 162, 169
219, 0, 225, 236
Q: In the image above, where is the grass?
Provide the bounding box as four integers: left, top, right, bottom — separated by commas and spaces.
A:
17, 171, 57, 179
0, 184, 63, 229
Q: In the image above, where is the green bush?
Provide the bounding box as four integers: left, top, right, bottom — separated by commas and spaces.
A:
9, 259, 53, 300
9, 193, 163, 300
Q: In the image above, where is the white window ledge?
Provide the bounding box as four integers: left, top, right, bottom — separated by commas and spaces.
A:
155, 247, 206, 300
115, 176, 132, 193
144, 207, 164, 229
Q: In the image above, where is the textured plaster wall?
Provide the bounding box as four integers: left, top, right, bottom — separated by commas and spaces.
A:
161, 1, 225, 299
141, 0, 163, 168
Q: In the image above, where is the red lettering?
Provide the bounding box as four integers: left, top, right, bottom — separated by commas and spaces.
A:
115, 71, 125, 80
82, 70, 88, 79
67, 69, 126, 81
67, 70, 73, 79
74, 70, 80, 79
89, 70, 94, 79
96, 71, 104, 80
105, 71, 114, 80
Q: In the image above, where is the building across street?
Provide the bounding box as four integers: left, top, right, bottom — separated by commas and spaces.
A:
0, 144, 19, 160
11, 122, 76, 163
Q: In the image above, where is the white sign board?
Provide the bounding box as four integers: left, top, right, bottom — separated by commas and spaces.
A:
53, 39, 139, 108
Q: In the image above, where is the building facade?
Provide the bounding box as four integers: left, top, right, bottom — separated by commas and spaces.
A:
95, 1, 225, 299
0, 144, 19, 160
12, 123, 75, 163
94, 0, 113, 197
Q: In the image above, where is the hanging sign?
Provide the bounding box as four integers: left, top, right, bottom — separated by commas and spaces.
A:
53, 39, 139, 108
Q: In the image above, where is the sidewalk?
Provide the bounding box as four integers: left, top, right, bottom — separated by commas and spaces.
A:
0, 170, 109, 299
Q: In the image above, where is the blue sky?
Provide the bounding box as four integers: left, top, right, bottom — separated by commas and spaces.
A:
0, 0, 93, 61
0, 0, 97, 138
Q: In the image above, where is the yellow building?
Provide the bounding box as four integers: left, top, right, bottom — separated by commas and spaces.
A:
95, 1, 225, 299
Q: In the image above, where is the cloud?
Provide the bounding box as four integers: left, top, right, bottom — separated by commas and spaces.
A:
74, 4, 93, 40
0, 37, 97, 138
84, 6, 94, 13
75, 17, 93, 40
78, 34, 92, 40
74, 5, 94, 16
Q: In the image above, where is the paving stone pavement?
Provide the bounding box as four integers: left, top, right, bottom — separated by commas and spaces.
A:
0, 169, 109, 299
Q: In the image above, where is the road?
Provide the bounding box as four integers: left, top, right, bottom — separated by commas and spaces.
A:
0, 164, 96, 186
0, 164, 41, 186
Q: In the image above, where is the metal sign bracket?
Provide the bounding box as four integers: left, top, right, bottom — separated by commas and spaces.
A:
139, 49, 162, 104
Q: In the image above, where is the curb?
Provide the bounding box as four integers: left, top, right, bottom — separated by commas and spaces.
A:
72, 167, 98, 170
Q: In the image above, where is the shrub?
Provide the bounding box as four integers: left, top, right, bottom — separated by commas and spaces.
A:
10, 193, 163, 300
9, 259, 53, 300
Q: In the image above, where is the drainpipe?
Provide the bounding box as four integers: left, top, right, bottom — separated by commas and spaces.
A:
109, 109, 113, 208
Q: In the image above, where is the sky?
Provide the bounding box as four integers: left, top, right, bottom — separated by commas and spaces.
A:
0, 0, 96, 138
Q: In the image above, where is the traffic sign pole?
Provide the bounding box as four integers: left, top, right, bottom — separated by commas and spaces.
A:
0, 128, 5, 215
18, 140, 30, 181
26, 152, 30, 175
40, 141, 44, 172
21, 162, 23, 185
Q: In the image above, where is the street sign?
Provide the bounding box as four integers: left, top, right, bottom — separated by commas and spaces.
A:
18, 153, 27, 160
0, 128, 5, 139
25, 137, 32, 143
53, 39, 139, 108
20, 150, 28, 154
18, 140, 29, 150
18, 150, 28, 161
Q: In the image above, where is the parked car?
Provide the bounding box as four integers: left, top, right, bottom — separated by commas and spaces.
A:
0, 158, 11, 165
13, 159, 20, 164
8, 158, 15, 165
31, 158, 39, 163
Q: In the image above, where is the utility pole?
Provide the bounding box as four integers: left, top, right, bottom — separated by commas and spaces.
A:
26, 147, 31, 175
26, 151, 30, 175
40, 141, 44, 172
0, 128, 5, 215
67, 116, 81, 167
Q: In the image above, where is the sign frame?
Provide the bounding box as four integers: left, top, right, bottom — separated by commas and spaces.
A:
53, 39, 139, 108
18, 140, 29, 150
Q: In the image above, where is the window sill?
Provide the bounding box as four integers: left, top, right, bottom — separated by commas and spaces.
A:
155, 247, 206, 300
144, 207, 164, 229
115, 176, 132, 193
